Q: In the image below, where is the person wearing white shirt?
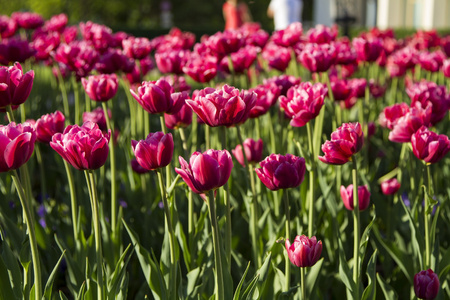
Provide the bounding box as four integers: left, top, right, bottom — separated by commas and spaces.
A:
267, 0, 303, 31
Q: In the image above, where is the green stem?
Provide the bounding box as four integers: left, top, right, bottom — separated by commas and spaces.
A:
11, 170, 42, 300
35, 144, 47, 204
207, 189, 224, 300
219, 126, 231, 268
122, 79, 136, 138
160, 114, 172, 185
306, 122, 315, 237
156, 170, 177, 298
179, 128, 189, 158
102, 102, 117, 236
248, 163, 261, 267
85, 91, 91, 113
72, 76, 80, 125
301, 267, 306, 300
424, 164, 432, 269
85, 170, 104, 300
205, 125, 211, 150
6, 105, 15, 123
284, 190, 291, 291
56, 67, 70, 125
63, 160, 79, 243
351, 157, 360, 299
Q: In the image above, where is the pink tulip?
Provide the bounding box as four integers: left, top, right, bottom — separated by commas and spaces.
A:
164, 92, 192, 129
182, 54, 218, 83
389, 103, 432, 143
411, 126, 450, 164
31, 31, 61, 61
131, 132, 174, 171
380, 178, 401, 195
442, 35, 450, 57
334, 39, 357, 65
280, 82, 327, 127
248, 82, 281, 118
207, 30, 244, 57
285, 235, 322, 268
175, 149, 233, 194
53, 41, 99, 79
219, 45, 259, 74
35, 110, 65, 143
272, 22, 303, 47
95, 49, 135, 74
11, 12, 44, 29
263, 75, 301, 96
414, 269, 439, 300
255, 153, 306, 191
378, 103, 410, 129
298, 43, 336, 73
160, 75, 191, 93
186, 84, 256, 127
155, 49, 190, 75
443, 59, 450, 78
125, 57, 154, 85
0, 62, 34, 109
0, 122, 36, 173
130, 79, 183, 115
262, 43, 291, 72
307, 24, 338, 44
329, 78, 352, 101
83, 107, 110, 132
50, 121, 110, 170
418, 50, 446, 73
43, 13, 68, 33
79, 21, 114, 53
352, 37, 383, 62
340, 184, 371, 211
82, 73, 118, 102
232, 138, 263, 167
319, 123, 364, 165
0, 15, 17, 39
122, 36, 152, 60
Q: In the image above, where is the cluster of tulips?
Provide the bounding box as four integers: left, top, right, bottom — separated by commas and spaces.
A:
1, 10, 450, 300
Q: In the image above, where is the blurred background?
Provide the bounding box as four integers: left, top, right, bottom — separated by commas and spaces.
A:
1, 0, 450, 37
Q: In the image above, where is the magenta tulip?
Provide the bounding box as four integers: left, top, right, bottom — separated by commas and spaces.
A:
272, 22, 303, 47
0, 122, 36, 173
79, 21, 114, 53
182, 54, 218, 83
443, 59, 450, 78
175, 149, 233, 194
219, 45, 259, 74
122, 36, 152, 60
378, 103, 410, 129
35, 110, 65, 143
263, 75, 301, 96
43, 13, 68, 33
414, 269, 439, 300
380, 178, 401, 195
186, 84, 256, 127
232, 138, 263, 167
95, 49, 135, 74
411, 126, 450, 164
53, 41, 99, 79
262, 43, 291, 72
130, 79, 183, 115
83, 107, 110, 132
164, 92, 192, 129
280, 82, 327, 127
50, 121, 110, 170
155, 49, 190, 75
255, 153, 306, 191
131, 132, 174, 171
307, 24, 338, 44
388, 103, 432, 143
298, 43, 336, 73
130, 158, 150, 174
352, 37, 383, 62
340, 184, 371, 211
31, 31, 61, 61
0, 38, 36, 65
285, 235, 322, 268
0, 15, 17, 39
11, 12, 43, 29
319, 123, 364, 165
0, 62, 34, 109
248, 82, 280, 118
82, 73, 118, 102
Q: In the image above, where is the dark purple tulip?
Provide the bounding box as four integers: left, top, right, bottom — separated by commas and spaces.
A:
175, 149, 233, 194
285, 235, 322, 268
132, 132, 174, 171
35, 110, 65, 143
0, 122, 36, 173
82, 74, 118, 102
125, 57, 154, 85
130, 158, 150, 174
232, 138, 263, 167
0, 38, 36, 65
414, 269, 439, 300
50, 121, 110, 170
0, 62, 34, 109
340, 184, 371, 211
411, 126, 450, 164
255, 153, 306, 191
95, 49, 135, 74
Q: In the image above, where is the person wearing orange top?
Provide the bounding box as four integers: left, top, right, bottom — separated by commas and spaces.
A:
223, 0, 252, 30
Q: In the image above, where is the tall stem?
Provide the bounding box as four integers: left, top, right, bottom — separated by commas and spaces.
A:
35, 144, 47, 201
102, 102, 117, 235
301, 267, 306, 300
72, 76, 80, 125
63, 160, 79, 243
284, 190, 291, 291
6, 105, 15, 123
11, 170, 42, 300
84, 170, 104, 300
424, 164, 432, 269
248, 163, 261, 267
160, 115, 172, 186
351, 157, 360, 299
306, 122, 315, 237
56, 67, 70, 125
207, 189, 225, 300
219, 126, 231, 268
156, 170, 177, 299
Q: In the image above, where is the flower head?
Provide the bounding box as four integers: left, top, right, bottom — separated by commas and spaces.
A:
0, 122, 36, 173
285, 235, 322, 268
35, 110, 65, 143
131, 132, 174, 171
411, 126, 450, 164
82, 73, 118, 102
414, 269, 439, 300
232, 138, 263, 167
340, 184, 371, 211
0, 62, 34, 108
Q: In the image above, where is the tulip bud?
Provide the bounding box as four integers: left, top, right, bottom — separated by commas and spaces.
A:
0, 62, 35, 109
414, 269, 439, 300
232, 138, 263, 167
285, 235, 322, 268
0, 122, 36, 173
35, 110, 65, 143
380, 178, 401, 195
131, 132, 174, 171
82, 73, 118, 102
340, 184, 371, 211
411, 126, 450, 164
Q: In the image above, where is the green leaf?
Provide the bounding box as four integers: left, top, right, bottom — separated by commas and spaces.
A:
0, 233, 22, 298
0, 254, 18, 300
43, 250, 66, 299
359, 212, 376, 272
107, 244, 133, 299
175, 221, 191, 272
338, 237, 355, 295
233, 262, 251, 300
185, 267, 201, 297
306, 257, 324, 296
123, 219, 167, 300
361, 250, 377, 300
257, 252, 271, 284
59, 290, 70, 300
376, 273, 398, 300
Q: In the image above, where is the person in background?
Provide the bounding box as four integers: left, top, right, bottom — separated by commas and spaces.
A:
267, 0, 303, 31
223, 0, 252, 30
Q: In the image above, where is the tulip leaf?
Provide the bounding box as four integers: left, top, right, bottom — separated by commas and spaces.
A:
0, 253, 18, 300
107, 243, 133, 299
338, 236, 355, 295
361, 249, 377, 300
43, 250, 66, 299
175, 219, 191, 271
0, 232, 22, 299
376, 273, 398, 300
59, 290, 70, 300
306, 257, 324, 297
233, 261, 251, 300
123, 219, 167, 300
439, 246, 450, 279
359, 211, 376, 271
185, 267, 201, 297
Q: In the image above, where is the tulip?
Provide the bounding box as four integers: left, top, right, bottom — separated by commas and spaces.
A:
175, 149, 233, 194
11, 12, 44, 29
53, 41, 99, 79
280, 82, 327, 127
389, 103, 432, 143
381, 178, 401, 195
95, 49, 135, 74
0, 15, 17, 39
155, 49, 190, 75
263, 75, 301, 96
232, 138, 263, 167
307, 24, 338, 44
122, 36, 152, 60
352, 37, 383, 62
243, 29, 269, 48
443, 59, 450, 78
219, 45, 259, 74
130, 158, 150, 174
79, 21, 114, 53
50, 121, 110, 170
186, 84, 256, 127
131, 132, 174, 171
160, 75, 191, 93
418, 50, 446, 73
411, 126, 450, 164
0, 122, 36, 173
272, 22, 303, 47
130, 79, 183, 115
182, 54, 218, 83
340, 184, 371, 211
319, 123, 364, 165
334, 39, 357, 65
207, 30, 244, 57
248, 82, 280, 118
164, 92, 192, 129
442, 35, 450, 57
285, 235, 322, 268
329, 78, 352, 101
62, 26, 78, 44
125, 57, 154, 85
414, 269, 439, 300
35, 110, 65, 143
82, 73, 118, 102
298, 43, 336, 73
31, 31, 61, 61
43, 13, 68, 33
262, 43, 291, 72
0, 62, 35, 109
0, 38, 36, 65
83, 107, 110, 132
255, 153, 306, 191
378, 103, 410, 129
